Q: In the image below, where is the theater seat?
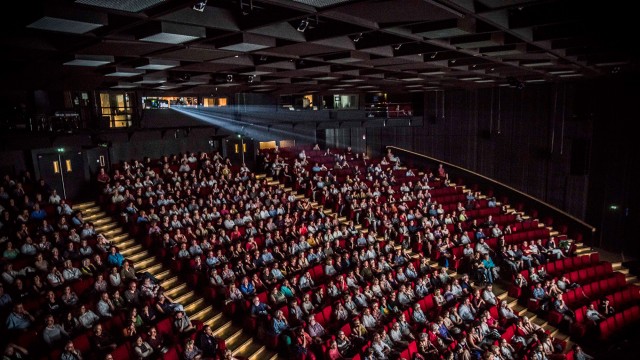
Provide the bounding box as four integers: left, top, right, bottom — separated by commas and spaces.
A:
110, 343, 131, 360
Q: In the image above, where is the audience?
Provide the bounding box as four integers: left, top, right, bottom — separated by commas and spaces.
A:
0, 145, 612, 360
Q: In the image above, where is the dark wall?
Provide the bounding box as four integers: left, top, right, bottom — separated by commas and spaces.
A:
324, 79, 640, 257
140, 108, 212, 128
106, 130, 217, 165
582, 78, 640, 257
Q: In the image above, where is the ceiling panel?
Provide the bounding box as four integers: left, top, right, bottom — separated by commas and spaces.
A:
2, 0, 637, 93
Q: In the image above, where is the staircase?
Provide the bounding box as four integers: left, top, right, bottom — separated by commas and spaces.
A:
74, 200, 279, 360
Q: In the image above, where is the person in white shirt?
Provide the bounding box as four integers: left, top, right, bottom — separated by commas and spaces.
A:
97, 292, 115, 318
78, 304, 100, 329
585, 303, 606, 325
62, 260, 82, 281
370, 333, 391, 359
49, 190, 61, 205
361, 308, 378, 331
482, 285, 498, 306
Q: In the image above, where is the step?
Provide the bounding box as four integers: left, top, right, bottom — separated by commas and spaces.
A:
85, 212, 108, 221
507, 297, 519, 308
184, 298, 206, 313
513, 303, 528, 316
213, 321, 239, 339
111, 233, 129, 243
139, 262, 163, 275
575, 247, 594, 255
521, 311, 538, 322
127, 251, 150, 263
134, 257, 156, 270
204, 311, 225, 327
74, 201, 97, 210
242, 342, 267, 360
160, 275, 179, 287
174, 291, 197, 305
227, 331, 254, 354
192, 306, 216, 323
114, 239, 136, 248
625, 275, 637, 283
542, 323, 557, 335
616, 267, 629, 275
95, 222, 118, 231
103, 228, 124, 237
554, 331, 571, 342
120, 244, 143, 256
164, 283, 188, 298
532, 316, 548, 327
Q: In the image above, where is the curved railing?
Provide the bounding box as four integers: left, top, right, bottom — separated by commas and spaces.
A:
386, 146, 597, 245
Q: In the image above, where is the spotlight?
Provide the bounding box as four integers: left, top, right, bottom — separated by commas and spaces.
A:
353, 33, 363, 43
297, 19, 309, 32
240, 0, 253, 15
227, 74, 233, 82
193, 0, 207, 12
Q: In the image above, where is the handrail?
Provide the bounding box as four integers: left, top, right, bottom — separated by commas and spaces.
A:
386, 146, 596, 241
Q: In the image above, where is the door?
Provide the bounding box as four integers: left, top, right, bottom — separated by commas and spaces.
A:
37, 151, 85, 200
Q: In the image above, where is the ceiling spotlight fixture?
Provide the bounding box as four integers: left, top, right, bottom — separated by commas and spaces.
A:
297, 19, 309, 32
240, 0, 253, 15
193, 0, 207, 12
353, 33, 363, 43
394, 44, 402, 50
227, 74, 233, 82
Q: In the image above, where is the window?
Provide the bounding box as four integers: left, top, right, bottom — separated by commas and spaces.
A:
141, 96, 199, 109
279, 94, 317, 110
202, 97, 228, 107
333, 94, 358, 110
100, 92, 134, 128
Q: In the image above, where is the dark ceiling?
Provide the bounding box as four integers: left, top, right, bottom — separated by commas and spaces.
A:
2, 0, 638, 95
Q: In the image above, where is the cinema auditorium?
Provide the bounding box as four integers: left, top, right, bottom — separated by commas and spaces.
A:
1, 1, 639, 360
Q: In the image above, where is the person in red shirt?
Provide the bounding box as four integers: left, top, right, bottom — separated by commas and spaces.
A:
293, 327, 316, 360
97, 168, 110, 184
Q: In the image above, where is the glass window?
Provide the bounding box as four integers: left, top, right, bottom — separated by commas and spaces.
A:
141, 96, 199, 109
100, 92, 134, 128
